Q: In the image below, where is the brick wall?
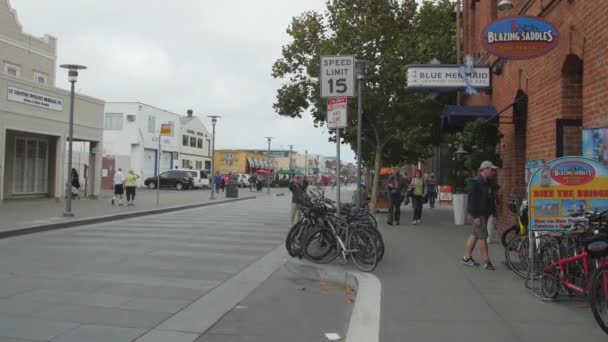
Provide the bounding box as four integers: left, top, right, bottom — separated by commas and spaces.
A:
463, 0, 608, 232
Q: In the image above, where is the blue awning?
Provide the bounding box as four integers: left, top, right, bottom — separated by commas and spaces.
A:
441, 105, 497, 131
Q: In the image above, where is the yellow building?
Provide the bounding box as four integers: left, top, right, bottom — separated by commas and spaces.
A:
213, 150, 277, 175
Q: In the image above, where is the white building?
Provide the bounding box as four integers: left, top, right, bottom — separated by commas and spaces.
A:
179, 110, 212, 171
102, 103, 211, 187
0, 0, 104, 200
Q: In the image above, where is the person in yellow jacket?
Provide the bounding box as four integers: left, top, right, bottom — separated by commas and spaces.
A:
125, 170, 140, 206
409, 170, 427, 225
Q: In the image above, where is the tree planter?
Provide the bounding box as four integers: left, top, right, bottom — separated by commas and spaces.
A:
452, 194, 468, 225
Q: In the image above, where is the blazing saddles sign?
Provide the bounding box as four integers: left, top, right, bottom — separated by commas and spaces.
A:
481, 16, 559, 60
528, 157, 608, 231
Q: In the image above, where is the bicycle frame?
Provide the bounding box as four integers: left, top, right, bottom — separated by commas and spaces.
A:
543, 250, 608, 295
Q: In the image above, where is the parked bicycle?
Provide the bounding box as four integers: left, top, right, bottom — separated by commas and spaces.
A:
285, 188, 383, 272
536, 210, 608, 334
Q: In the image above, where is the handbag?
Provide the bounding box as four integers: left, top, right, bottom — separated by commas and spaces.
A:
403, 193, 410, 206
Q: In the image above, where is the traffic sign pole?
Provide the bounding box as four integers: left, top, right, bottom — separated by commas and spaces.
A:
336, 127, 341, 218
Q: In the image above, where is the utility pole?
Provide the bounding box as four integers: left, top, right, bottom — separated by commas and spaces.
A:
305, 150, 308, 176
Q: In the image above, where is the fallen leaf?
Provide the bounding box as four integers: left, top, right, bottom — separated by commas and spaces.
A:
346, 298, 355, 304
344, 287, 355, 295
320, 282, 329, 286
320, 288, 329, 293
297, 287, 306, 291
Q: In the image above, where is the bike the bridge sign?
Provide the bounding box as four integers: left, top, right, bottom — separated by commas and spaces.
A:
528, 157, 608, 231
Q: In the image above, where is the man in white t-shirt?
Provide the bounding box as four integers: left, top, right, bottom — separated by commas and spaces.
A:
112, 168, 125, 206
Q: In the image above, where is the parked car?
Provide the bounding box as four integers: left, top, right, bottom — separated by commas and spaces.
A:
237, 173, 250, 188
144, 170, 194, 190
174, 169, 210, 189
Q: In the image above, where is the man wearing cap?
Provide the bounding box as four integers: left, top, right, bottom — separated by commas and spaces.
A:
462, 160, 499, 270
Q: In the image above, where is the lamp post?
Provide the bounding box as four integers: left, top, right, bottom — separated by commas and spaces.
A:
265, 137, 273, 194
208, 115, 221, 200
355, 60, 366, 208
60, 64, 87, 217
454, 144, 468, 193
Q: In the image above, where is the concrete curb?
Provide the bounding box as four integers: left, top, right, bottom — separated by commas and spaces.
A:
0, 196, 256, 239
285, 258, 382, 342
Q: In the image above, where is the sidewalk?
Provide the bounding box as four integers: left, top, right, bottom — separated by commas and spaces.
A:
0, 187, 287, 237
195, 264, 353, 342
375, 204, 607, 342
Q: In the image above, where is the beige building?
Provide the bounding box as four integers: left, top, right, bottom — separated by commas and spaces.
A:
0, 0, 105, 200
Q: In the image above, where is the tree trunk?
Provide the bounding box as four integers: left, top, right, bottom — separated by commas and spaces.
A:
369, 142, 383, 214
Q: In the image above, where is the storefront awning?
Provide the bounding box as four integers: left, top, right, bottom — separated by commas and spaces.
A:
247, 157, 254, 168
441, 105, 497, 132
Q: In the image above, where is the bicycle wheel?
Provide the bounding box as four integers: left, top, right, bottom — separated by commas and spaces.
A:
539, 241, 560, 299
590, 265, 608, 334
367, 213, 378, 230
286, 220, 306, 257
501, 225, 519, 248
505, 235, 529, 278
367, 228, 385, 262
349, 228, 378, 272
302, 228, 339, 264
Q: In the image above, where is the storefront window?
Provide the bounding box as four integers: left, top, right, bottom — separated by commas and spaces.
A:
190, 137, 197, 147
197, 138, 203, 149
147, 115, 156, 133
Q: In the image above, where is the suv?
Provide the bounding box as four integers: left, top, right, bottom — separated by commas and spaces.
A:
237, 173, 250, 188
144, 170, 194, 190
174, 169, 210, 189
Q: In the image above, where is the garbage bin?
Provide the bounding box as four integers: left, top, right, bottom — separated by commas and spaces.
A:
226, 183, 238, 198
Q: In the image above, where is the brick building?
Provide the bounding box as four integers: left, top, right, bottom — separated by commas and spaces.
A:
461, 0, 608, 231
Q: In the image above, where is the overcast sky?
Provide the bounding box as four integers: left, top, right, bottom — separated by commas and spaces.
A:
10, 0, 356, 161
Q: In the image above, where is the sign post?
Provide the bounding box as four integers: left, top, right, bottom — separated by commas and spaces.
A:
327, 97, 348, 216
526, 157, 608, 295
157, 123, 172, 205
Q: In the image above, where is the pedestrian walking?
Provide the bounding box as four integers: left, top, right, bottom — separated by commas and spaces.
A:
425, 174, 439, 209
410, 169, 426, 225
256, 175, 264, 192
71, 168, 80, 200
214, 172, 222, 194
249, 175, 257, 192
289, 176, 308, 225
462, 160, 499, 270
125, 169, 140, 206
386, 167, 406, 226
112, 168, 125, 206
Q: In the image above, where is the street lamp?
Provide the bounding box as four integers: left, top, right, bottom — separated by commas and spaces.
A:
60, 64, 87, 217
355, 60, 366, 208
497, 0, 514, 11
208, 115, 221, 200
265, 137, 273, 194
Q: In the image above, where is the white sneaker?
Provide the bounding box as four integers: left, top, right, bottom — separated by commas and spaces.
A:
413, 220, 417, 225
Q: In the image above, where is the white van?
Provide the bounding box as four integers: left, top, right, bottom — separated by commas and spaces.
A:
174, 169, 210, 189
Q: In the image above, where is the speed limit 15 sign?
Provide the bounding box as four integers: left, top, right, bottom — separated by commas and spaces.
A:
320, 55, 355, 98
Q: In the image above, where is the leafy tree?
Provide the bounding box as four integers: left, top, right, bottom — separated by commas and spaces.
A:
272, 0, 456, 211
